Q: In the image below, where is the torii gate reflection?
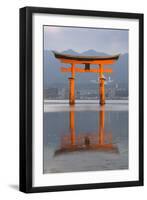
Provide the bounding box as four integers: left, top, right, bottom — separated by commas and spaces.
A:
54, 106, 118, 156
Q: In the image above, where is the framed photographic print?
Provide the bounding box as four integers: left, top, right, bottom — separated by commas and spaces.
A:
19, 6, 144, 193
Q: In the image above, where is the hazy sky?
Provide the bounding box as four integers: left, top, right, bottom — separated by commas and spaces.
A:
44, 26, 128, 54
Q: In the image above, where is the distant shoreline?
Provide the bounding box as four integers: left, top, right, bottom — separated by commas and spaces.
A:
44, 100, 128, 112
44, 99, 128, 104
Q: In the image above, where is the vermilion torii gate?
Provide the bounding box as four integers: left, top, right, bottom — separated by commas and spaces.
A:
53, 51, 120, 105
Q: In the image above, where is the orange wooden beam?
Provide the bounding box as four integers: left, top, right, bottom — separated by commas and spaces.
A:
60, 67, 112, 73
59, 58, 116, 65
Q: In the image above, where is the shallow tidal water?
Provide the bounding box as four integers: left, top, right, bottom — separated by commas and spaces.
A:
43, 101, 128, 174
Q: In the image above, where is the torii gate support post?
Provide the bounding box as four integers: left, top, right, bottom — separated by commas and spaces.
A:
99, 64, 105, 105
69, 63, 75, 105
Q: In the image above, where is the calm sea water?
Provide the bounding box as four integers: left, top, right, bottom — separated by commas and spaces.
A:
43, 101, 128, 173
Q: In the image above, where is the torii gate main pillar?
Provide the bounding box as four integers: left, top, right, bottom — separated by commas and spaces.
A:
68, 77, 75, 105
69, 63, 75, 105
99, 64, 105, 105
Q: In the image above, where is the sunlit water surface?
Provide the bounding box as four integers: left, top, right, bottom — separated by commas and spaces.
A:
43, 101, 128, 173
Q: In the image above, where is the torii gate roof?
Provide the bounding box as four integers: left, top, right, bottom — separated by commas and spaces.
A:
53, 51, 120, 62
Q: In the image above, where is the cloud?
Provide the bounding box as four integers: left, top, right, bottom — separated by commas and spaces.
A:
44, 26, 128, 54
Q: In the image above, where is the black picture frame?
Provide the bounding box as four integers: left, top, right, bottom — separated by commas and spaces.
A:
19, 6, 144, 193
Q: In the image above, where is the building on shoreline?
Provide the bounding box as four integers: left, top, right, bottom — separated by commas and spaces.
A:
44, 82, 128, 101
